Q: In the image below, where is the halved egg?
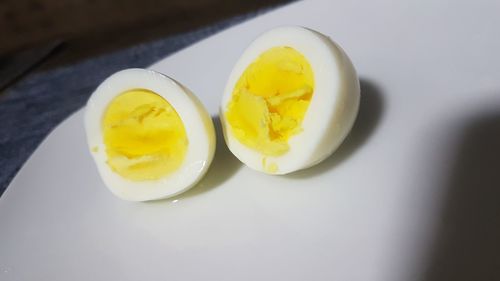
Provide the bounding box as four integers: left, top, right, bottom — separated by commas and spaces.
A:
220, 26, 360, 174
85, 69, 215, 201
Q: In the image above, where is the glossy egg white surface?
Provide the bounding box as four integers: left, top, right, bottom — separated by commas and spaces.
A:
85, 69, 215, 201
220, 26, 360, 174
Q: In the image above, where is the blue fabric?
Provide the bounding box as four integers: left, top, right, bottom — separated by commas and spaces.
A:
0, 12, 262, 196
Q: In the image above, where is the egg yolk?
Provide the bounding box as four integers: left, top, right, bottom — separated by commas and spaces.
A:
102, 89, 188, 181
226, 46, 314, 157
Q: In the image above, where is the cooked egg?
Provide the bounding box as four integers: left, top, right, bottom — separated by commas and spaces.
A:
85, 69, 215, 201
220, 26, 360, 174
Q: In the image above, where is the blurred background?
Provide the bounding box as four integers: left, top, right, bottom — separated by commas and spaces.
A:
0, 0, 291, 89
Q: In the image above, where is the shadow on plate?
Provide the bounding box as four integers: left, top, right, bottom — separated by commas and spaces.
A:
287, 78, 385, 179
164, 115, 241, 202
419, 110, 500, 280
149, 79, 383, 202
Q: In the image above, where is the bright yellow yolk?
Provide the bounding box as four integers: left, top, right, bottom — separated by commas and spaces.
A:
226, 46, 314, 157
102, 89, 188, 181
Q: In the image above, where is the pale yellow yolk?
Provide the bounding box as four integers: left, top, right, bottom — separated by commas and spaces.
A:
102, 89, 188, 181
226, 46, 314, 157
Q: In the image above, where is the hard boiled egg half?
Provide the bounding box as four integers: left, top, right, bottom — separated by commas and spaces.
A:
221, 26, 360, 174
85, 69, 215, 201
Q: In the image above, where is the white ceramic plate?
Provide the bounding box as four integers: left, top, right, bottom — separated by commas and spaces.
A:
2, 0, 500, 280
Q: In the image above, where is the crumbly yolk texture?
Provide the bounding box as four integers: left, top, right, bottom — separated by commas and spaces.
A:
226, 46, 314, 157
102, 89, 188, 181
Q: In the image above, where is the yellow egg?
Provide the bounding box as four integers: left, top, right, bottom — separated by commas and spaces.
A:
220, 26, 360, 174
85, 69, 215, 201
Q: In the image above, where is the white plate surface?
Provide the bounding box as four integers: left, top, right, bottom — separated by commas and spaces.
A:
1, 0, 500, 280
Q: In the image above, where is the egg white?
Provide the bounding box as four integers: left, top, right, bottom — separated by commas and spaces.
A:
220, 26, 360, 175
85, 69, 215, 201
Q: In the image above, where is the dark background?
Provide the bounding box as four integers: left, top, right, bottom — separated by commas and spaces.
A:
0, 0, 291, 83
